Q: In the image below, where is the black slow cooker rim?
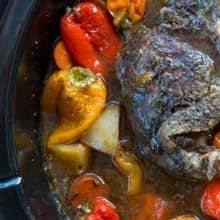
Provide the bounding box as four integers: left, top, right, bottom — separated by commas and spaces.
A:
0, 0, 39, 184
0, 1, 70, 219
0, 0, 40, 218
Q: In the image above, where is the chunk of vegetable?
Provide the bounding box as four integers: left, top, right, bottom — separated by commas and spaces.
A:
53, 40, 73, 69
81, 104, 120, 155
213, 132, 220, 148
61, 2, 121, 78
86, 197, 120, 220
201, 179, 220, 219
129, 0, 146, 23
114, 144, 143, 195
129, 193, 174, 220
41, 67, 106, 146
107, 0, 146, 25
170, 215, 199, 220
68, 174, 110, 207
75, 197, 119, 220
107, 0, 129, 26
47, 143, 90, 175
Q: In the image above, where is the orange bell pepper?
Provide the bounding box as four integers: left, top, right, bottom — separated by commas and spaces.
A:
129, 193, 174, 220
41, 67, 106, 146
53, 40, 73, 69
201, 179, 220, 219
107, 0, 146, 25
129, 0, 146, 23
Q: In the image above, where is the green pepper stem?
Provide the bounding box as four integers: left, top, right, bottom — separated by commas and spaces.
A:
76, 203, 93, 220
69, 67, 96, 88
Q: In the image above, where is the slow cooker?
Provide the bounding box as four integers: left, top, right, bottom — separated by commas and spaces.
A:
0, 0, 70, 219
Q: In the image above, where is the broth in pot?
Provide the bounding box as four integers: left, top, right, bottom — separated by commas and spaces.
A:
40, 0, 220, 219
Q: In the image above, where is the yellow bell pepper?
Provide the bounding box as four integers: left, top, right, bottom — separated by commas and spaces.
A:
114, 144, 143, 195
48, 143, 91, 175
41, 67, 106, 146
107, 0, 146, 25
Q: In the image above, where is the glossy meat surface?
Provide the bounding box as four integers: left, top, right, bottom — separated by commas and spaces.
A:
118, 27, 220, 180
159, 0, 220, 53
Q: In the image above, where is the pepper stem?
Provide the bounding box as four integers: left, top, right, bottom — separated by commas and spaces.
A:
76, 203, 93, 220
69, 67, 96, 88
116, 13, 132, 29
65, 6, 72, 15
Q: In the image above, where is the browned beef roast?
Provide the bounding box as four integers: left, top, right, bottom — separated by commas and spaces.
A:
159, 0, 220, 53
118, 27, 220, 181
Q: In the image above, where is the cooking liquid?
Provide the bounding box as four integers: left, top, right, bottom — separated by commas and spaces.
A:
41, 60, 210, 219
40, 0, 220, 219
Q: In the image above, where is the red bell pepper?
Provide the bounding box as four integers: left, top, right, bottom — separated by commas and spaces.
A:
61, 2, 121, 77
86, 197, 120, 220
76, 197, 120, 220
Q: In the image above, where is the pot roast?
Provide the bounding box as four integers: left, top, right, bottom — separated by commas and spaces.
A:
118, 0, 220, 181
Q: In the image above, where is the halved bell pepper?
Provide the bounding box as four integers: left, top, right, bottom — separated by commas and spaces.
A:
41, 67, 106, 146
61, 2, 121, 78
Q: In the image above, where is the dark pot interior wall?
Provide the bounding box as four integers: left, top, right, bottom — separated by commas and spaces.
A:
0, 0, 7, 17
14, 0, 67, 219
0, 0, 73, 219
